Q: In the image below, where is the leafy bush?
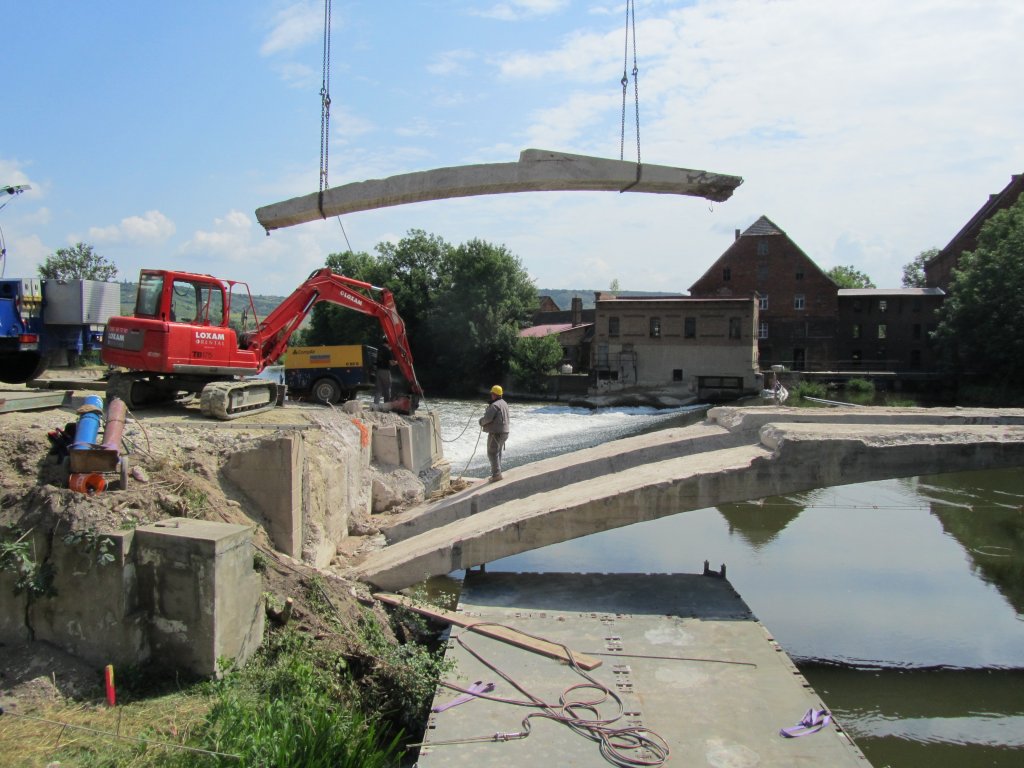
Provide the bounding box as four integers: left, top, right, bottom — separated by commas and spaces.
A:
204, 628, 400, 768
791, 380, 827, 400
845, 378, 875, 394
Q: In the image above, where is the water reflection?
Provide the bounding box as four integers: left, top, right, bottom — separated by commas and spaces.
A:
716, 494, 809, 548
913, 470, 1024, 616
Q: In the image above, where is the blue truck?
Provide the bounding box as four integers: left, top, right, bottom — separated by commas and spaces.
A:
0, 277, 120, 383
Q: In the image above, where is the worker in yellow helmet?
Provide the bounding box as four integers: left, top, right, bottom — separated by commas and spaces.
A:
479, 384, 510, 482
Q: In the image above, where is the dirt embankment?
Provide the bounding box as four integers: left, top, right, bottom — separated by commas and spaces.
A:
0, 373, 439, 709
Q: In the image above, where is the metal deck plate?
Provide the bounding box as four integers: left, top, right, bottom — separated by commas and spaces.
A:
414, 571, 869, 767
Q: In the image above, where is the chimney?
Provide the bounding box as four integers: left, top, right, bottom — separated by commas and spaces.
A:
571, 296, 583, 327
735, 228, 741, 241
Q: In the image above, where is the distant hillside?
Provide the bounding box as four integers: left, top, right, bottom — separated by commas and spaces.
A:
538, 288, 684, 310
119, 282, 289, 320
119, 282, 681, 319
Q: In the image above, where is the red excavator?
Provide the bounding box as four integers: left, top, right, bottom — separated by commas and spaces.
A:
101, 267, 423, 419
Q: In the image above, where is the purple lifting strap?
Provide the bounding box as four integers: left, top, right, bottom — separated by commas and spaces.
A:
431, 681, 495, 713
780, 708, 832, 738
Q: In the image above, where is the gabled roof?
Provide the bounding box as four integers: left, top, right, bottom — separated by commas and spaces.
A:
933, 173, 1024, 263
740, 215, 786, 237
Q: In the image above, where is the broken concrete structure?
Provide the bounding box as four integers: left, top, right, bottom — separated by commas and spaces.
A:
353, 407, 1024, 590
223, 412, 445, 567
0, 518, 264, 678
255, 149, 743, 230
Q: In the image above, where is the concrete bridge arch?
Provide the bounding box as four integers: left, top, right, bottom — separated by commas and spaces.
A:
352, 407, 1024, 590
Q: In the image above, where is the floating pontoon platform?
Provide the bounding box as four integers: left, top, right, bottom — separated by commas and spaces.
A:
413, 571, 869, 767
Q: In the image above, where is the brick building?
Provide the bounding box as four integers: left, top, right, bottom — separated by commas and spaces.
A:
834, 288, 945, 372
925, 174, 1024, 291
689, 216, 838, 370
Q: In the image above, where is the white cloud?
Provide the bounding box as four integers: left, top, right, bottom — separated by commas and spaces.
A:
86, 211, 175, 244
427, 49, 476, 76
184, 211, 253, 254
260, 2, 323, 56
472, 0, 570, 22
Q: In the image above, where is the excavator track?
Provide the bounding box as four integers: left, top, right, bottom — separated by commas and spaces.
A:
199, 379, 279, 420
106, 370, 139, 410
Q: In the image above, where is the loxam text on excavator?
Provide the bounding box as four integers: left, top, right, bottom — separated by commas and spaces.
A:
101, 267, 423, 419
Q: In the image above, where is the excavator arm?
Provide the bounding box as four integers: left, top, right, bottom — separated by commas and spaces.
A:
250, 268, 423, 404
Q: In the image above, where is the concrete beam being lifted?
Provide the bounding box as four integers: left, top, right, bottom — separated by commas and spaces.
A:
255, 149, 743, 231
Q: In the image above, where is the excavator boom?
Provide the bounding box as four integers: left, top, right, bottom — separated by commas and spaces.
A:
102, 267, 422, 418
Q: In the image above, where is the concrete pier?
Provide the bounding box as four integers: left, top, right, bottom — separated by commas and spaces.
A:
414, 571, 869, 767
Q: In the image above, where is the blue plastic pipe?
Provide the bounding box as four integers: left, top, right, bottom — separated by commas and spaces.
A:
71, 394, 104, 450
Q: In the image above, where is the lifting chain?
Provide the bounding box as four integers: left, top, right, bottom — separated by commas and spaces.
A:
319, 0, 333, 194
619, 0, 641, 166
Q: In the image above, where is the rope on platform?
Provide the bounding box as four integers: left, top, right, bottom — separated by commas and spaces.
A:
408, 622, 671, 767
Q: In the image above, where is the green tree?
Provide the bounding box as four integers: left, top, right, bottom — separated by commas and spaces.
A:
934, 196, 1024, 383
511, 334, 564, 393
38, 242, 117, 281
902, 248, 938, 288
826, 264, 875, 288
304, 249, 381, 347
427, 238, 537, 394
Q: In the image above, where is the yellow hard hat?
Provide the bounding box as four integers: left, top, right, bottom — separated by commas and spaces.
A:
490, 385, 503, 396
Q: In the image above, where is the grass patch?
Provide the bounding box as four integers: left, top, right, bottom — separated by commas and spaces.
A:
791, 380, 828, 400
0, 617, 444, 767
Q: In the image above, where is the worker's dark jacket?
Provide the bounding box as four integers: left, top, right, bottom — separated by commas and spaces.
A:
479, 397, 510, 434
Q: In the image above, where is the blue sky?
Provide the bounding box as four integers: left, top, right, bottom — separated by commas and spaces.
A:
2, 0, 1022, 297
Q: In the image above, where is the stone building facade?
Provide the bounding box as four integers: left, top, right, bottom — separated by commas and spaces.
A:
591, 295, 759, 399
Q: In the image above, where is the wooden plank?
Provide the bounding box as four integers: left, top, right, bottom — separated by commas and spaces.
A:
256, 148, 743, 231
374, 592, 602, 670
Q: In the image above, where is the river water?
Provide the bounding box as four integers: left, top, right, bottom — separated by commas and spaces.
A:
425, 397, 1024, 768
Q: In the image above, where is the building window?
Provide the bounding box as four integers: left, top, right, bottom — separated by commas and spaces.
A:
729, 317, 741, 339
723, 267, 731, 281
795, 269, 804, 280
608, 316, 620, 337
684, 317, 696, 338
759, 295, 769, 310
853, 299, 863, 312
758, 321, 768, 339
650, 317, 661, 338
673, 369, 683, 382
852, 323, 861, 339
878, 300, 888, 313
911, 349, 922, 368
758, 263, 769, 280
851, 350, 862, 365
878, 324, 887, 339
794, 294, 806, 310
757, 240, 769, 256
913, 297, 922, 312
912, 323, 922, 340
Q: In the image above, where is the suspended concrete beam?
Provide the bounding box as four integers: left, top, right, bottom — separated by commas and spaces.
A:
255, 149, 743, 231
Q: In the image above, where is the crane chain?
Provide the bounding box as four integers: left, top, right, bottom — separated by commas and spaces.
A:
319, 0, 333, 193
619, 0, 641, 165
